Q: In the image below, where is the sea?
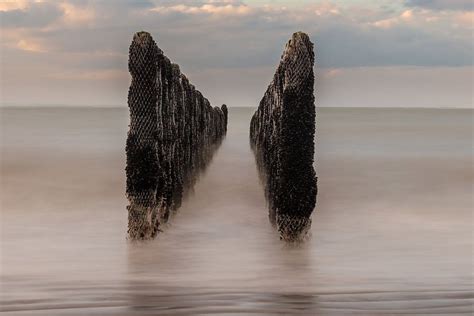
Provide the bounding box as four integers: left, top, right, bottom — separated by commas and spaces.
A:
1, 107, 472, 315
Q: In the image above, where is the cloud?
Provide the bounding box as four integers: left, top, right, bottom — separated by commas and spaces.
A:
48, 69, 128, 80
405, 0, 473, 11
1, 0, 472, 107
58, 2, 95, 27
16, 38, 46, 52
372, 18, 396, 29
455, 11, 474, 26
0, 2, 62, 28
372, 10, 414, 29
313, 2, 340, 16
1, 1, 471, 67
315, 23, 472, 68
0, 0, 29, 12
150, 3, 251, 15
0, 1, 98, 31
401, 9, 414, 19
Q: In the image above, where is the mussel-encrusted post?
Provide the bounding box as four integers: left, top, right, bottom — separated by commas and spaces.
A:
250, 32, 317, 242
126, 32, 227, 240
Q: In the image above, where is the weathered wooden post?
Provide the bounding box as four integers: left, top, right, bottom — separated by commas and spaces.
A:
250, 32, 317, 241
126, 32, 227, 240
126, 32, 161, 240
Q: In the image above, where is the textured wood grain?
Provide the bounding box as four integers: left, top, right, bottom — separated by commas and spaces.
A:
250, 32, 317, 241
126, 32, 227, 240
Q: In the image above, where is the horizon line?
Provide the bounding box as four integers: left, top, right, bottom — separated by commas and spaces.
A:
1, 105, 472, 110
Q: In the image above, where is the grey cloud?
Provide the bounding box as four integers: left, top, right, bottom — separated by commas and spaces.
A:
405, 0, 473, 11
315, 24, 472, 68
149, 0, 245, 6
2, 1, 472, 107
2, 0, 473, 72
68, 0, 154, 8
0, 2, 62, 28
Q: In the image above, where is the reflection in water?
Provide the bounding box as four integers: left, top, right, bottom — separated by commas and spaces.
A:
125, 285, 321, 315
1, 107, 473, 315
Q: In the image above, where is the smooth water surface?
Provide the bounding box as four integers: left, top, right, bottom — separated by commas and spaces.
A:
1, 107, 472, 315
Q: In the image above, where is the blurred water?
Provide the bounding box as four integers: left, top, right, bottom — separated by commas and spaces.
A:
1, 107, 473, 315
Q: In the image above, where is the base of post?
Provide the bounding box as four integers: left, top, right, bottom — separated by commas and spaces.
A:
276, 214, 312, 242
127, 203, 160, 240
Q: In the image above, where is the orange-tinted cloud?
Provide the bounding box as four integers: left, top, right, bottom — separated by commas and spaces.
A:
58, 2, 95, 27
150, 3, 251, 16
16, 38, 46, 52
0, 0, 29, 12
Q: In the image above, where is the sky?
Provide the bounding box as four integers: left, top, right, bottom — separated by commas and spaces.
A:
0, 0, 472, 108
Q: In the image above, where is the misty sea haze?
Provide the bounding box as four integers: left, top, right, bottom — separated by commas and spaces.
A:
0, 106, 472, 315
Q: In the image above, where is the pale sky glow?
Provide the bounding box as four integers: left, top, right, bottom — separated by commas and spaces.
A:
0, 0, 472, 107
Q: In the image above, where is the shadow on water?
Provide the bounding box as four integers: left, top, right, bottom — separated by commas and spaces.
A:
124, 111, 321, 314
125, 242, 322, 315
124, 286, 321, 315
